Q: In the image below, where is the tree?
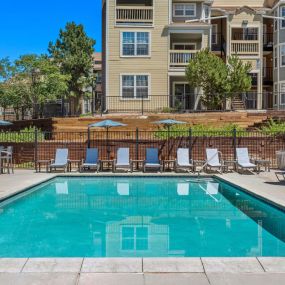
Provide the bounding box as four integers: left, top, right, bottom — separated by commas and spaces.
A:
48, 22, 96, 114
186, 49, 252, 110
15, 54, 70, 119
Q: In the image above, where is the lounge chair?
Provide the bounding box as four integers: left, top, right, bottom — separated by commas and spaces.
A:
205, 148, 224, 173
143, 148, 162, 172
49, 148, 69, 172
113, 148, 131, 172
0, 146, 14, 174
174, 148, 194, 172
80, 148, 100, 172
177, 183, 190, 196
236, 148, 257, 173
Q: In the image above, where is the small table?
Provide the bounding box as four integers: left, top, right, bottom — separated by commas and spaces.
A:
255, 159, 270, 173
100, 160, 114, 171
36, 160, 50, 173
68, 160, 81, 172
163, 160, 175, 171
223, 160, 237, 172
131, 160, 144, 172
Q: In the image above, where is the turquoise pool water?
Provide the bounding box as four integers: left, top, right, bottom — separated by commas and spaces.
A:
0, 177, 285, 257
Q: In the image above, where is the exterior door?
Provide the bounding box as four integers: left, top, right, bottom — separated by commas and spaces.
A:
174, 83, 194, 110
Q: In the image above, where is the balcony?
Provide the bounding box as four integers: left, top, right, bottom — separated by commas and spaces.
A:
169, 50, 197, 68
231, 41, 259, 56
263, 33, 273, 51
263, 67, 273, 85
116, 6, 153, 25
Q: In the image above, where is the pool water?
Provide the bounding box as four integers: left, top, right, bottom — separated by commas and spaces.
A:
0, 177, 285, 257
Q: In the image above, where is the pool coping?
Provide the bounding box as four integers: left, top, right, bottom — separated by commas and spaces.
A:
1, 172, 285, 274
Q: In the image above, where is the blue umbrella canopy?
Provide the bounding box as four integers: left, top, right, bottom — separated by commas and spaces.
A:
88, 120, 126, 129
154, 119, 186, 126
0, 120, 13, 126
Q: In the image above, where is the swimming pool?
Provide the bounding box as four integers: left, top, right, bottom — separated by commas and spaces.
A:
0, 176, 285, 258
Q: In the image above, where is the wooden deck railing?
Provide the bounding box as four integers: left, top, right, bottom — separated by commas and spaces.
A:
231, 41, 259, 55
169, 50, 197, 68
116, 6, 153, 24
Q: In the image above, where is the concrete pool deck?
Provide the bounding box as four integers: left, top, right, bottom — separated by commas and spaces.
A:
0, 170, 285, 284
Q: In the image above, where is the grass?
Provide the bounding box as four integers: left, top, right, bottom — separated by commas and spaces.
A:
0, 127, 44, 143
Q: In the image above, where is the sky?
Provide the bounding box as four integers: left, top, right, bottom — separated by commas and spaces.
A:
0, 0, 102, 60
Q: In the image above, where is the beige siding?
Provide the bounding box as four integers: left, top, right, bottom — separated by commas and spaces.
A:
213, 0, 267, 7
106, 0, 169, 111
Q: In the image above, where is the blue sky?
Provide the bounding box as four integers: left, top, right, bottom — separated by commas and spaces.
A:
0, 0, 102, 60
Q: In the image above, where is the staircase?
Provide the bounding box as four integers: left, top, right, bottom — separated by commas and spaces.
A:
231, 96, 246, 111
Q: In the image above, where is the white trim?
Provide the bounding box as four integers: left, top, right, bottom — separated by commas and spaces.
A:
120, 31, 152, 58
172, 42, 197, 50
274, 46, 278, 69
280, 44, 285, 68
173, 3, 196, 18
280, 81, 285, 105
274, 82, 278, 106
280, 6, 285, 29
120, 73, 151, 101
212, 24, 218, 44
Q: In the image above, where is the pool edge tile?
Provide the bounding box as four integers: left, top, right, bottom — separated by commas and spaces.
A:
22, 258, 83, 273
81, 258, 143, 273
143, 258, 204, 273
0, 258, 28, 273
202, 257, 264, 273
257, 257, 285, 273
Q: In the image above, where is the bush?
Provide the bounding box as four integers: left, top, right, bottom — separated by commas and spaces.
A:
261, 119, 285, 134
0, 126, 44, 142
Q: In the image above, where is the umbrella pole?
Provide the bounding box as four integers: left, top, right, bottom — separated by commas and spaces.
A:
167, 125, 170, 160
106, 127, 110, 160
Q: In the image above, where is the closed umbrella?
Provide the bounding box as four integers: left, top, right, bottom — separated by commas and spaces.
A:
88, 120, 127, 159
154, 119, 187, 159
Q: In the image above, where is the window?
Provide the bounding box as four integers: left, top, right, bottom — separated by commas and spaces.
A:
121, 75, 149, 99
274, 47, 278, 68
281, 45, 285, 67
274, 84, 278, 106
173, 43, 196, 50
281, 6, 285, 28
121, 32, 150, 57
203, 5, 210, 22
281, 83, 285, 105
121, 226, 148, 251
173, 3, 196, 17
212, 24, 218, 44
274, 9, 278, 31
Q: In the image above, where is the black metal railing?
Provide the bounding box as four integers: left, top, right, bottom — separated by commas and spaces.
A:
0, 129, 284, 170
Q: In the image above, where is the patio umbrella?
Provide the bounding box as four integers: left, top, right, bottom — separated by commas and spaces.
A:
154, 119, 187, 160
88, 120, 127, 159
0, 120, 13, 126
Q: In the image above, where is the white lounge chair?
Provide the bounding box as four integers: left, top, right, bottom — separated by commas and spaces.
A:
143, 148, 162, 172
175, 148, 194, 172
117, 182, 130, 196
113, 148, 131, 172
177, 183, 190, 196
80, 148, 100, 172
236, 148, 257, 173
49, 149, 69, 172
205, 148, 224, 173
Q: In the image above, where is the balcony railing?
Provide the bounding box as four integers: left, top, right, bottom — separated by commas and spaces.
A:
169, 50, 197, 68
231, 41, 259, 56
116, 6, 153, 24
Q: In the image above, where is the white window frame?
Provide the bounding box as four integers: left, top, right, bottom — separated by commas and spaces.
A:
280, 44, 285, 67
172, 42, 197, 50
120, 225, 149, 252
274, 8, 278, 31
274, 83, 278, 106
281, 6, 285, 29
120, 31, 151, 58
280, 82, 285, 105
173, 3, 196, 17
120, 74, 151, 100
202, 4, 211, 23
274, 46, 278, 69
212, 24, 218, 45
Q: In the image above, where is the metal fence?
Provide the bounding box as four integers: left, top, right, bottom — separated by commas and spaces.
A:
0, 129, 284, 170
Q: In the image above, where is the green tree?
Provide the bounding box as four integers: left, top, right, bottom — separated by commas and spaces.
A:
186, 49, 252, 110
48, 22, 96, 114
15, 54, 70, 119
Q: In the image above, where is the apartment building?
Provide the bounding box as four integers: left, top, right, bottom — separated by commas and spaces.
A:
102, 0, 285, 112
